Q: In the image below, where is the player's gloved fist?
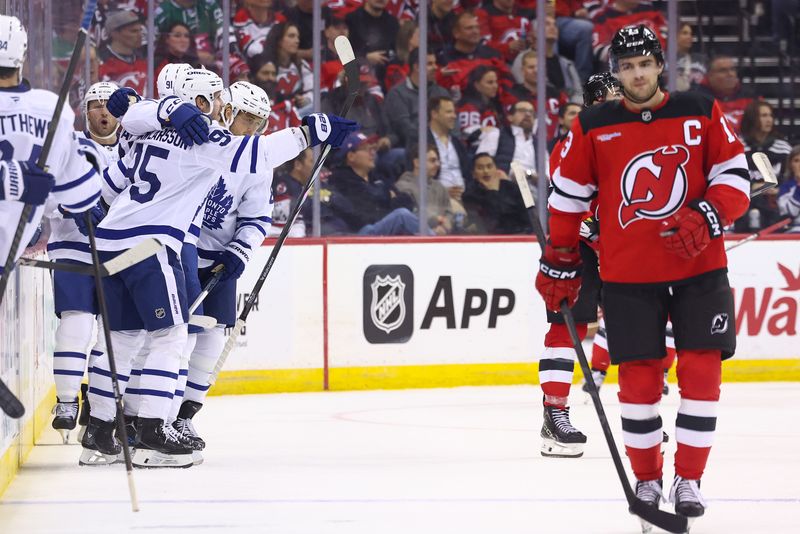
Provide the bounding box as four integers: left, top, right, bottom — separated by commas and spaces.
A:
59, 202, 106, 237
301, 113, 359, 148
168, 102, 210, 146
216, 242, 248, 281
660, 198, 723, 259
535, 244, 582, 312
107, 87, 141, 118
0, 160, 55, 206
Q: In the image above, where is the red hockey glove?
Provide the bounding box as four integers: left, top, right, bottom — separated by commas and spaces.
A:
535, 244, 582, 312
660, 199, 724, 259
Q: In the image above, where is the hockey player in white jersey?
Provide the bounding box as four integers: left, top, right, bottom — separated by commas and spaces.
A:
0, 15, 100, 273
86, 67, 358, 468
48, 81, 121, 443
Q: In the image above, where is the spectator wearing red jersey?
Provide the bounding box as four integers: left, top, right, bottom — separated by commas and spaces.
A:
437, 11, 502, 67
477, 0, 533, 62
591, 0, 667, 65
285, 0, 330, 62
428, 0, 458, 53
320, 12, 350, 91
511, 15, 583, 102
154, 22, 200, 87
261, 22, 314, 113
457, 65, 504, 147
695, 56, 754, 136
507, 51, 568, 141
98, 10, 148, 95
248, 54, 301, 134
346, 0, 400, 75
234, 0, 286, 58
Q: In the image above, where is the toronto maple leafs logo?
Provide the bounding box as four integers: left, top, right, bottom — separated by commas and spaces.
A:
203, 176, 234, 230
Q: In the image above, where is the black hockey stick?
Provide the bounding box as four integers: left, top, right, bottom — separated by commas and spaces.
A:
17, 238, 162, 276
85, 216, 139, 512
724, 216, 791, 251
510, 164, 689, 534
189, 266, 224, 314
0, 0, 98, 420
209, 35, 359, 385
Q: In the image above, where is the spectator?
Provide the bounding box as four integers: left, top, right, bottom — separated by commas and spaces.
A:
437, 10, 502, 66
346, 0, 400, 80
229, 53, 252, 83
234, 0, 286, 58
462, 153, 532, 235
248, 54, 301, 134
549, 101, 582, 152
428, 0, 458, 53
320, 11, 350, 91
507, 51, 567, 141
777, 145, 800, 232
261, 22, 314, 113
395, 143, 456, 235
385, 49, 450, 149
696, 55, 754, 135
591, 0, 667, 66
511, 15, 583, 102
154, 22, 200, 84
98, 10, 148, 95
155, 0, 223, 67
457, 65, 504, 145
741, 100, 793, 178
329, 133, 422, 236
674, 22, 707, 92
552, 1, 595, 82
285, 0, 329, 62
384, 20, 419, 90
478, 0, 533, 62
428, 95, 472, 203
270, 148, 312, 238
486, 101, 538, 175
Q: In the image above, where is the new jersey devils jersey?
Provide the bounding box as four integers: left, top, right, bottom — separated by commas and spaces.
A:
550, 91, 750, 284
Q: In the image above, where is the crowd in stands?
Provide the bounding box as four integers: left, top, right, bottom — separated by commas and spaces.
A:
55, 0, 800, 236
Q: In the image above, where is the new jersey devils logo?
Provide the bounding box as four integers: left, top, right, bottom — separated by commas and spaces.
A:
619, 145, 690, 228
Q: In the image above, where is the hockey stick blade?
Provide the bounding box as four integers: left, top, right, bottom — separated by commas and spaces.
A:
511, 162, 535, 209
208, 318, 245, 385
630, 499, 688, 533
102, 239, 163, 275
189, 315, 217, 329
0, 378, 25, 418
189, 267, 224, 314
750, 151, 779, 197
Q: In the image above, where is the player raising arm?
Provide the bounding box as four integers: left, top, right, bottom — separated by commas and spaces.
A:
536, 25, 750, 529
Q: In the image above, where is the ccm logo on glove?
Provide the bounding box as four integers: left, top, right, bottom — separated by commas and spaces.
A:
695, 199, 722, 238
539, 263, 580, 279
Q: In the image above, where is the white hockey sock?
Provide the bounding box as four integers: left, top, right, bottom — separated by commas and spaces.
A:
87, 329, 146, 422
184, 325, 225, 404
123, 337, 152, 417
53, 311, 95, 401
168, 332, 196, 423
137, 325, 188, 420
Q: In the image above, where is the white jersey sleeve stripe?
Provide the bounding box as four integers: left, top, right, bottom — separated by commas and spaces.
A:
230, 135, 250, 173
236, 221, 267, 236
52, 167, 96, 192
707, 153, 750, 197
61, 190, 101, 212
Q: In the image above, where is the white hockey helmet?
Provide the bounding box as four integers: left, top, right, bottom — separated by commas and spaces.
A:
83, 81, 119, 118
221, 81, 272, 133
0, 15, 28, 70
157, 62, 192, 98
176, 67, 224, 113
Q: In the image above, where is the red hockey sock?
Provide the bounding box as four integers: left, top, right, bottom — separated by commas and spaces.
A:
591, 330, 610, 371
618, 358, 664, 481
539, 322, 587, 407
675, 349, 721, 480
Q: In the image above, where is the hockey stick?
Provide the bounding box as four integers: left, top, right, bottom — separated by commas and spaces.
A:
17, 238, 162, 276
189, 266, 224, 314
85, 215, 139, 512
725, 217, 791, 251
208, 36, 359, 385
511, 163, 689, 534
750, 151, 779, 197
0, 0, 98, 420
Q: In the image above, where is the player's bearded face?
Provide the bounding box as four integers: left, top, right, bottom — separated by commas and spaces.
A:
617, 56, 663, 104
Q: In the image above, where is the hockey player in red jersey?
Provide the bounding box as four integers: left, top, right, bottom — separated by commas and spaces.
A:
537, 25, 750, 524
536, 71, 621, 459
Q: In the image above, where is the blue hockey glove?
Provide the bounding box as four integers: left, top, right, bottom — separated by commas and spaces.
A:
60, 202, 106, 237
0, 160, 55, 206
168, 101, 210, 146
107, 87, 141, 118
301, 113, 359, 148
215, 243, 248, 282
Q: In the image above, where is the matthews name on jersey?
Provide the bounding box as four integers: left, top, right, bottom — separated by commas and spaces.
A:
0, 83, 100, 265
550, 91, 750, 284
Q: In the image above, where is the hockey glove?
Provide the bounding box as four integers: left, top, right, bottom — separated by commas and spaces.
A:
579, 215, 599, 243
216, 242, 248, 281
660, 199, 723, 259
107, 87, 141, 118
535, 244, 582, 312
0, 160, 55, 206
167, 101, 210, 146
301, 113, 359, 148
60, 202, 106, 237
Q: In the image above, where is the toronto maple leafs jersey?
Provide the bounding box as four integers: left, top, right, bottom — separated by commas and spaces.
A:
98, 96, 306, 254
0, 82, 100, 268
47, 133, 120, 264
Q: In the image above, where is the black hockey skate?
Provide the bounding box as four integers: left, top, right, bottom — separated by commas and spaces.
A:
540, 406, 587, 458
132, 417, 193, 468
76, 383, 90, 442
669, 475, 706, 518
116, 414, 137, 447
174, 401, 206, 464
79, 416, 122, 466
634, 479, 664, 533
52, 397, 79, 444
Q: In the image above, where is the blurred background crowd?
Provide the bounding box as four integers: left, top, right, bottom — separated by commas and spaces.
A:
7, 0, 800, 236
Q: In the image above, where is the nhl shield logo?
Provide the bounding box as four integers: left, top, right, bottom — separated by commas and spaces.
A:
641, 110, 652, 122
363, 265, 414, 343
370, 275, 406, 334
155, 307, 166, 319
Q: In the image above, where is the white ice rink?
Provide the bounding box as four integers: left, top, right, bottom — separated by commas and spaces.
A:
1, 383, 798, 533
